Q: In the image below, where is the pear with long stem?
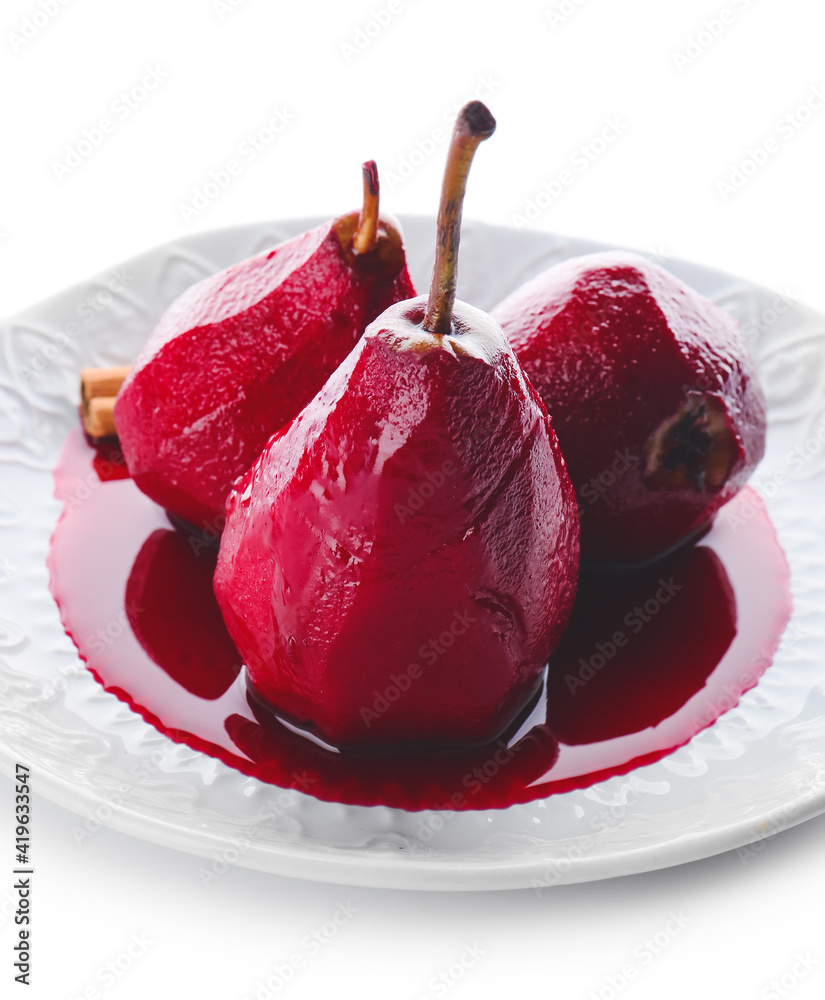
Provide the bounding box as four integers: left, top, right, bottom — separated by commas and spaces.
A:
214, 103, 580, 748
114, 162, 416, 531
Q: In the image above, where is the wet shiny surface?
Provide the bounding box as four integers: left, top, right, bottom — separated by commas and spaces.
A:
214, 300, 580, 747
114, 218, 416, 530
493, 251, 767, 566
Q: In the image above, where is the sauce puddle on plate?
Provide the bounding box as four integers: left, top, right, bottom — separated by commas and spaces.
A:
49, 429, 792, 811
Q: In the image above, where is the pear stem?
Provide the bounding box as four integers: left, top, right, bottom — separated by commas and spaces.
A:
422, 102, 496, 335
352, 160, 380, 254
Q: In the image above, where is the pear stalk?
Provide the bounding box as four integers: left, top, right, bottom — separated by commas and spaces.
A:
352, 160, 380, 255
423, 102, 496, 335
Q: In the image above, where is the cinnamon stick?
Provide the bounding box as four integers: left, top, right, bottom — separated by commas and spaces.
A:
80, 365, 131, 439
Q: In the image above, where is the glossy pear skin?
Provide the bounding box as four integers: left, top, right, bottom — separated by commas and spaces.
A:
492, 252, 767, 565
114, 217, 415, 530
214, 297, 580, 748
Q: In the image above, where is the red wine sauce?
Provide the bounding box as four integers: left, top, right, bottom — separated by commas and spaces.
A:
48, 429, 793, 811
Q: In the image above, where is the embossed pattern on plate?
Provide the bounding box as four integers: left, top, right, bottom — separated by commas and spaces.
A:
1, 218, 823, 891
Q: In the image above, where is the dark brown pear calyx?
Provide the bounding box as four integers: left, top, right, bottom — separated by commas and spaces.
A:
643, 393, 742, 494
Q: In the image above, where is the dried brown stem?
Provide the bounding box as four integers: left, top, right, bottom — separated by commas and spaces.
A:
422, 102, 496, 334
352, 160, 380, 255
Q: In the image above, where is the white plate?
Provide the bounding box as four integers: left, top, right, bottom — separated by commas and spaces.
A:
1, 217, 824, 892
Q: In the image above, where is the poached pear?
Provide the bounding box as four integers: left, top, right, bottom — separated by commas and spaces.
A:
114, 162, 416, 531
213, 103, 580, 747
493, 251, 767, 566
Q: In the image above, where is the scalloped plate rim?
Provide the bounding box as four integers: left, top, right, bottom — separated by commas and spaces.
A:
0, 216, 823, 892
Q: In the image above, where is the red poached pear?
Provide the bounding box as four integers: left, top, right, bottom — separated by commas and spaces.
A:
114, 162, 415, 531
492, 251, 767, 565
213, 103, 580, 748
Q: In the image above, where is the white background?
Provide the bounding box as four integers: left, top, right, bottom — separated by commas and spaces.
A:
2, 0, 825, 997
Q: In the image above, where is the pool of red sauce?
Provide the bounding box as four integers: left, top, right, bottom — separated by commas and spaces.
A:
48, 429, 793, 811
